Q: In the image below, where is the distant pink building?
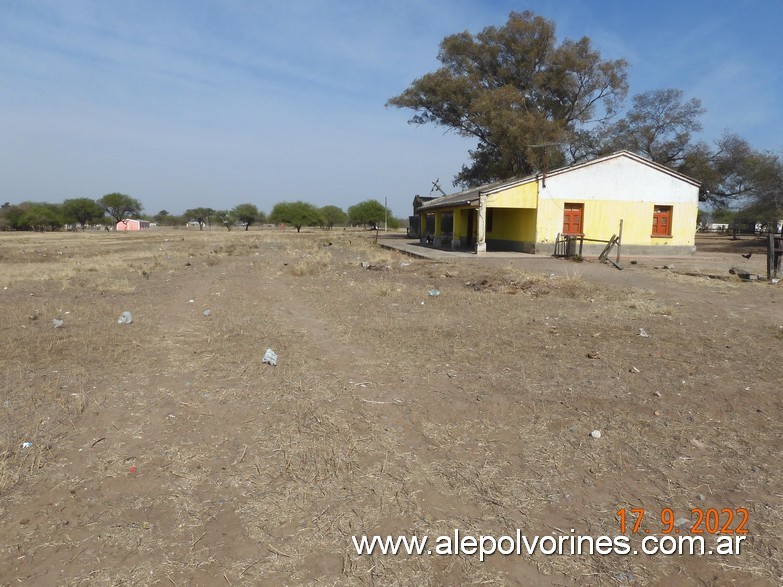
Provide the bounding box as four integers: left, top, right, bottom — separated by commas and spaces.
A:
116, 219, 150, 231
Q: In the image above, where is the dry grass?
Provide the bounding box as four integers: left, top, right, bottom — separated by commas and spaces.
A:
1, 228, 781, 586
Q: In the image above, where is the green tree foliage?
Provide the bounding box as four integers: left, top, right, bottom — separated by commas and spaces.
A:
184, 207, 215, 230
348, 199, 387, 227
2, 202, 63, 231
62, 198, 105, 230
268, 201, 322, 232
233, 203, 264, 231
319, 205, 347, 229
154, 209, 171, 224
98, 193, 143, 224
387, 10, 628, 186
214, 210, 236, 231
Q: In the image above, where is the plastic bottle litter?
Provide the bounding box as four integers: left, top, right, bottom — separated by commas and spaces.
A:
117, 311, 133, 324
52, 318, 64, 328
590, 430, 602, 439
262, 348, 278, 366
202, 309, 212, 317
638, 328, 650, 338
427, 289, 440, 297
21, 441, 33, 449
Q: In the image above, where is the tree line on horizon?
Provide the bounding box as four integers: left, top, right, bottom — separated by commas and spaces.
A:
0, 194, 400, 232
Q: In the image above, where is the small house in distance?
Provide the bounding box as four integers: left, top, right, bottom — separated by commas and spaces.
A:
416, 150, 700, 255
116, 219, 151, 231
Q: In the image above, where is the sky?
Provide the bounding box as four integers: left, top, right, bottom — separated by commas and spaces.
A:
1, 0, 781, 219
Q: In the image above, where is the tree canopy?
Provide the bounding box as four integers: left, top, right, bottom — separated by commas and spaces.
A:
184, 207, 215, 230
233, 203, 264, 231
268, 201, 322, 232
319, 205, 348, 229
348, 199, 387, 227
98, 193, 143, 224
387, 10, 628, 186
62, 198, 105, 229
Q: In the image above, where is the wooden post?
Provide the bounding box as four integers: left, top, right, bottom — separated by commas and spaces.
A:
616, 219, 623, 264
768, 233, 774, 280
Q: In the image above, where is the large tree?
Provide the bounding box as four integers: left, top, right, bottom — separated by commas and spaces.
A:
319, 205, 347, 229
98, 193, 143, 225
184, 207, 215, 230
387, 11, 628, 186
62, 197, 105, 230
268, 201, 322, 232
348, 199, 387, 227
598, 89, 705, 166
214, 210, 236, 231
233, 203, 264, 231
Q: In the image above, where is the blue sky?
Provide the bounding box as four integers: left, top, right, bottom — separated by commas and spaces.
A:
1, 1, 780, 219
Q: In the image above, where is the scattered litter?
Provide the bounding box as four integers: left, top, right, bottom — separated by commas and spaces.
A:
654, 410, 661, 417
188, 299, 195, 303
129, 466, 137, 474
630, 260, 638, 265
653, 390, 662, 398
360, 261, 370, 268
690, 438, 706, 449
586, 351, 599, 359
202, 309, 212, 317
262, 348, 278, 366
590, 430, 602, 439
427, 289, 440, 297
549, 273, 556, 279
20, 441, 33, 449
52, 318, 64, 328
117, 311, 133, 324
400, 262, 410, 267
420, 301, 425, 305
629, 366, 640, 373
771, 278, 780, 284
729, 267, 760, 281
637, 328, 650, 338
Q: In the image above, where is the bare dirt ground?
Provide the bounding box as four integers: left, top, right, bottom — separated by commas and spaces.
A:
0, 229, 781, 586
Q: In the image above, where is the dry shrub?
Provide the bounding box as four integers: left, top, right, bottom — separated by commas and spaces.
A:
289, 249, 333, 276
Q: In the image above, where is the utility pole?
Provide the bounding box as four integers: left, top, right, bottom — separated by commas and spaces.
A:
527, 142, 561, 188
384, 197, 388, 231
431, 178, 447, 196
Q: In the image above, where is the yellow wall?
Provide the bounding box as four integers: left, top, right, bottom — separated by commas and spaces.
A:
486, 208, 537, 241
536, 198, 698, 246
486, 181, 537, 208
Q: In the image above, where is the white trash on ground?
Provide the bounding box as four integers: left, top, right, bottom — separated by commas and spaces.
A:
117, 311, 133, 324
262, 348, 278, 366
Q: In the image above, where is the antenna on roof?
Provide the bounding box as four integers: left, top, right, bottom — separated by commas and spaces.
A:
431, 178, 447, 196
